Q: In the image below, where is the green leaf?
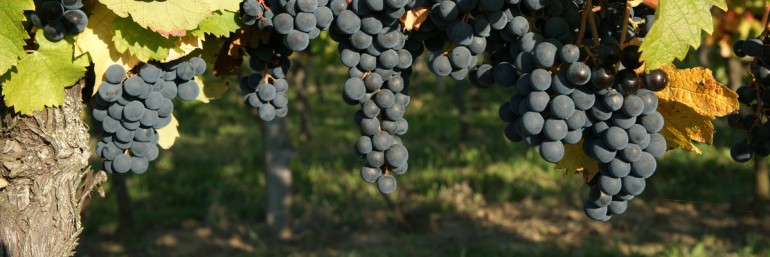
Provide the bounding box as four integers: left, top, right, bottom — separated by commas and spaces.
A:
98, 0, 214, 37
211, 0, 242, 12
112, 17, 178, 62
190, 10, 241, 38
74, 2, 140, 93
639, 0, 727, 72
0, 0, 34, 75
1, 33, 88, 115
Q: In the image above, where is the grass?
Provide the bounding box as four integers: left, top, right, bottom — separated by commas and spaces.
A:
77, 62, 769, 257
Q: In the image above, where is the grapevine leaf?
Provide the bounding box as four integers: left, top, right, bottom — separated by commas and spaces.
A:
157, 114, 179, 149
655, 66, 739, 118
1, 33, 88, 115
190, 10, 241, 38
112, 16, 178, 62
98, 0, 214, 37
163, 35, 204, 63
0, 0, 34, 75
655, 66, 739, 153
194, 76, 229, 103
212, 29, 248, 76
211, 0, 241, 12
556, 139, 599, 181
401, 7, 429, 31
639, 0, 727, 72
657, 101, 712, 154
74, 2, 139, 94
200, 37, 225, 69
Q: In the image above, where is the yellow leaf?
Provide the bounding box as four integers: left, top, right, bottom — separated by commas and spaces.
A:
657, 100, 714, 154
556, 139, 599, 181
98, 0, 214, 37
400, 7, 429, 31
157, 114, 179, 149
163, 34, 204, 63
654, 66, 739, 154
194, 75, 229, 103
75, 2, 139, 95
656, 66, 739, 118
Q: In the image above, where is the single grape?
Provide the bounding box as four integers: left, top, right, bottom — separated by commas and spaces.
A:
621, 176, 646, 196
620, 45, 643, 69
630, 152, 656, 178
606, 198, 628, 215
520, 111, 545, 136
361, 166, 382, 183
539, 140, 565, 163
731, 142, 753, 163
377, 174, 397, 194
599, 175, 622, 195
550, 95, 576, 119
112, 154, 132, 173
584, 200, 611, 221
588, 186, 612, 207
543, 119, 568, 141
567, 62, 591, 85
385, 144, 408, 167
644, 69, 668, 91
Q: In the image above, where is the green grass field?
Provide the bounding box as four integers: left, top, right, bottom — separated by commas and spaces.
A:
76, 63, 770, 257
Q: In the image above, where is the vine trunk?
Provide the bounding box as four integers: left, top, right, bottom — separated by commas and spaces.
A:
0, 82, 105, 257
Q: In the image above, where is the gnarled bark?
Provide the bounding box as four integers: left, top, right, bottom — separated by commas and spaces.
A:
0, 82, 106, 257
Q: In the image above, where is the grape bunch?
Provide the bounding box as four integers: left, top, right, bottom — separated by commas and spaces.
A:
241, 0, 334, 51
30, 0, 88, 42
92, 58, 206, 174
581, 88, 667, 220
329, 0, 416, 194
240, 33, 292, 121
270, 0, 333, 51
727, 38, 770, 162
241, 0, 275, 30
420, 0, 492, 80
489, 1, 587, 163
444, 0, 667, 220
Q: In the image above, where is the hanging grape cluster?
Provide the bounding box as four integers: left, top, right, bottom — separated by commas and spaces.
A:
727, 38, 770, 163
29, 0, 89, 42
329, 0, 417, 194
92, 58, 206, 174
239, 36, 293, 121
238, 0, 335, 121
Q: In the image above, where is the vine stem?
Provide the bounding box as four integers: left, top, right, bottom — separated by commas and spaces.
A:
616, 3, 632, 71
257, 0, 270, 18
575, 0, 592, 46
587, 0, 601, 47
461, 11, 475, 22
764, 4, 770, 33
262, 64, 275, 84
619, 3, 631, 48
